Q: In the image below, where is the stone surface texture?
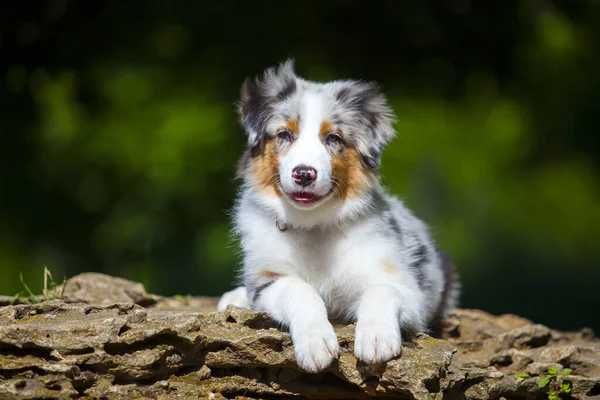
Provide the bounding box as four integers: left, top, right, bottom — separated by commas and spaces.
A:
0, 273, 598, 399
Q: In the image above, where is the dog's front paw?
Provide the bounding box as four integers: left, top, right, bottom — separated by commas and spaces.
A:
292, 322, 340, 373
354, 320, 402, 364
217, 286, 249, 311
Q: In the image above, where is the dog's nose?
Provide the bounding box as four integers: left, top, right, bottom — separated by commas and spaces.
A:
292, 165, 317, 187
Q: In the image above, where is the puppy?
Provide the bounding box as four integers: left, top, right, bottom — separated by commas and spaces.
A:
218, 60, 459, 373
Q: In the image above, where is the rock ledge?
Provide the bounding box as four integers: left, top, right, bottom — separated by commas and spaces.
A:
0, 273, 598, 399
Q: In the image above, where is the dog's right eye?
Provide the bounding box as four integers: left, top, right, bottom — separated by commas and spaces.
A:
277, 129, 294, 142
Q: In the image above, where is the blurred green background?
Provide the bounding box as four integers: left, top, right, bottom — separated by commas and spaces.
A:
1, 1, 599, 332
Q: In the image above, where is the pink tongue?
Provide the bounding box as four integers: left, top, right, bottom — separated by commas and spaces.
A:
292, 192, 316, 202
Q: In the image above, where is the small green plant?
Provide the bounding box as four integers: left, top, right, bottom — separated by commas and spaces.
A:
173, 294, 191, 305
515, 373, 531, 379
11, 267, 66, 305
515, 367, 573, 400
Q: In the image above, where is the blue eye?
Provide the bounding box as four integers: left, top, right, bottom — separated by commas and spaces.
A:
277, 129, 294, 142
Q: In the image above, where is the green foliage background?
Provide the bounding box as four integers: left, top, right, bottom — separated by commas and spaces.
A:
1, 1, 599, 331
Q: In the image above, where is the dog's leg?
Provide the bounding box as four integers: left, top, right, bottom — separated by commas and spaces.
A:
254, 276, 340, 373
354, 283, 423, 364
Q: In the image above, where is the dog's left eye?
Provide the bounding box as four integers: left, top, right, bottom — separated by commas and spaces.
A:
326, 132, 345, 146
277, 129, 294, 142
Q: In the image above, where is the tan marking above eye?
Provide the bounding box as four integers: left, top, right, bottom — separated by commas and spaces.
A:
319, 121, 335, 138
285, 119, 299, 135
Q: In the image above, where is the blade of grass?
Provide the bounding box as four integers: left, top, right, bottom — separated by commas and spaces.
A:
60, 276, 66, 299
20, 272, 39, 304
10, 292, 21, 305
43, 267, 47, 299
43, 266, 54, 299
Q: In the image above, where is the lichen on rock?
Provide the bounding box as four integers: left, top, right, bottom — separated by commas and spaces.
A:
0, 273, 598, 399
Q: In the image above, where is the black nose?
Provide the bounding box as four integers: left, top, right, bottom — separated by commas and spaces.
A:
292, 165, 317, 187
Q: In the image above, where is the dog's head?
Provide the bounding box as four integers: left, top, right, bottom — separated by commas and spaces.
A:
237, 60, 395, 214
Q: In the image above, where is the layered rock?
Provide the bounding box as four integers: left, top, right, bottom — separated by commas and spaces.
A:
0, 273, 598, 399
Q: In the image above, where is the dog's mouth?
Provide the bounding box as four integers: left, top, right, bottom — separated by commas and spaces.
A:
287, 187, 335, 207
290, 191, 320, 203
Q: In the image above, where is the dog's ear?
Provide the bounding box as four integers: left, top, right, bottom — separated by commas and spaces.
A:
238, 60, 298, 147
335, 82, 396, 169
